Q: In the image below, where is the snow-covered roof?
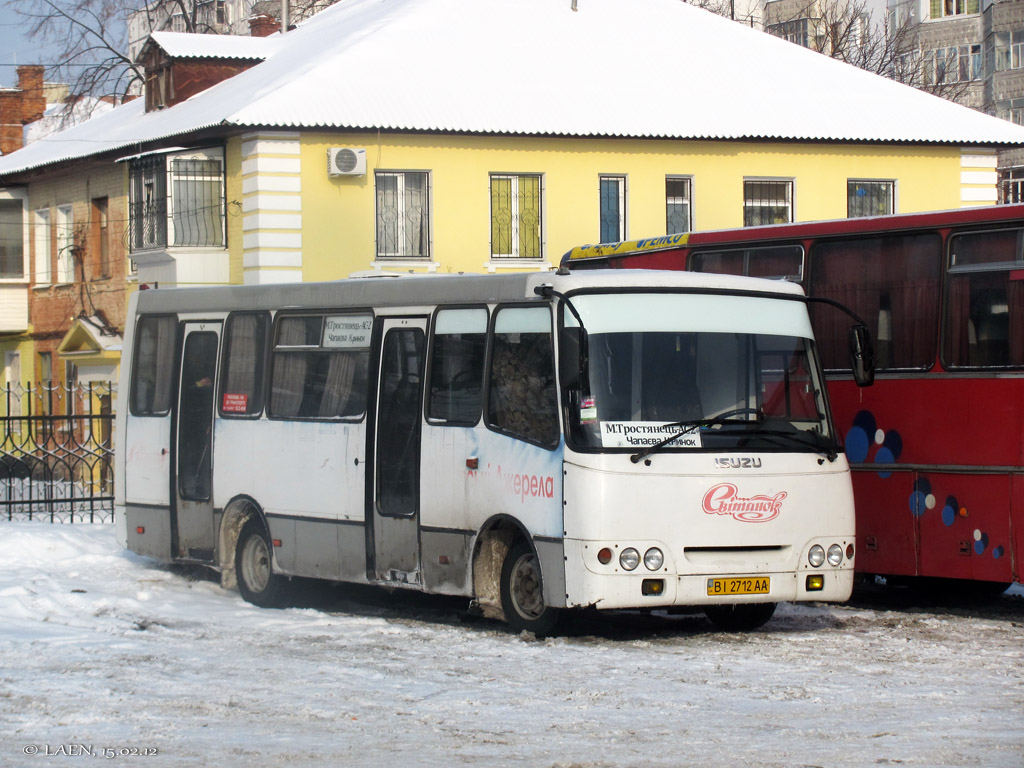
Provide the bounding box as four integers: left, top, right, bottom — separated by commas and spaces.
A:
140, 30, 279, 62
4, 0, 1024, 178
24, 98, 117, 146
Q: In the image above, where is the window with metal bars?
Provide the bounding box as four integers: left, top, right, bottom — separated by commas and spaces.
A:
999, 167, 1024, 204
128, 149, 225, 252
666, 177, 692, 235
599, 175, 626, 244
375, 171, 430, 259
743, 180, 793, 227
490, 174, 542, 259
848, 180, 895, 218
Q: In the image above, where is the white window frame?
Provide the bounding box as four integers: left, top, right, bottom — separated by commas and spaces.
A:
374, 170, 433, 262
0, 187, 29, 284
743, 178, 794, 227
847, 179, 897, 217
599, 175, 627, 244
34, 208, 51, 286
489, 173, 544, 263
55, 204, 74, 284
167, 148, 225, 249
666, 176, 693, 234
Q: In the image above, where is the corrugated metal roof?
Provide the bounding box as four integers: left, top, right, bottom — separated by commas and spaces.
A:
4, 0, 1024, 178
145, 31, 279, 61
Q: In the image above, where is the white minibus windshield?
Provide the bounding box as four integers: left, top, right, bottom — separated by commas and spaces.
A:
564, 292, 833, 453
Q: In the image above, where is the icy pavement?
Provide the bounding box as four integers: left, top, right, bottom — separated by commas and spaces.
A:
0, 520, 1021, 767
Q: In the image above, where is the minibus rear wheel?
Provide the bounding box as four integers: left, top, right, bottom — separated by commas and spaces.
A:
704, 602, 776, 632
236, 516, 286, 608
500, 540, 560, 636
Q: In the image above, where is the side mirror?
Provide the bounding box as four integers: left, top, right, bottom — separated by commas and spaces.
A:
558, 326, 589, 391
849, 324, 875, 388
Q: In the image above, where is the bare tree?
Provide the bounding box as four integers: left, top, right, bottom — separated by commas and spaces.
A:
10, 0, 141, 106
760, 0, 975, 104
8, 0, 339, 121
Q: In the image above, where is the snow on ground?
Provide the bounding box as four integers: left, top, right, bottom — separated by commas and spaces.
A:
1, 521, 1022, 768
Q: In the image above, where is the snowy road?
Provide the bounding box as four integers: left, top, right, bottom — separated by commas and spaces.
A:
1, 521, 1022, 767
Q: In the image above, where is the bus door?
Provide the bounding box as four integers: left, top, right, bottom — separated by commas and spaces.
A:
173, 321, 221, 561
371, 317, 427, 584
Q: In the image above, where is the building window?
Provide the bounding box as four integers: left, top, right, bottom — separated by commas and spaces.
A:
375, 171, 430, 259
744, 180, 793, 227
924, 44, 981, 84
666, 177, 692, 234
848, 180, 895, 217
91, 197, 109, 279
34, 209, 51, 285
928, 0, 978, 19
128, 148, 225, 252
599, 175, 626, 244
999, 167, 1024, 204
55, 204, 74, 283
767, 17, 816, 48
490, 174, 542, 259
0, 197, 25, 280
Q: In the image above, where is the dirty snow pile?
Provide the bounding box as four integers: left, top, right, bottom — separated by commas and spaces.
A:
0, 520, 1022, 767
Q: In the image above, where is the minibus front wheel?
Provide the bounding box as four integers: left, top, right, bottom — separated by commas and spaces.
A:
236, 516, 287, 608
500, 540, 560, 636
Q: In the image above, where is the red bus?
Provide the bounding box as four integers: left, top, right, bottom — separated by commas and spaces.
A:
562, 204, 1024, 594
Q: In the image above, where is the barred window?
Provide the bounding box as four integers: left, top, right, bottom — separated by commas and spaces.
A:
269, 314, 372, 420
666, 177, 692, 235
848, 180, 895, 218
128, 148, 225, 252
375, 171, 430, 259
599, 175, 626, 244
490, 174, 542, 259
744, 180, 793, 227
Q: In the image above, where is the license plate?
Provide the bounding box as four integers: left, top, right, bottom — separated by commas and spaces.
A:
706, 577, 770, 596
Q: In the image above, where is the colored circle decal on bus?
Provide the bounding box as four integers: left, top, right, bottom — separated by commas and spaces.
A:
941, 496, 959, 527
909, 477, 933, 518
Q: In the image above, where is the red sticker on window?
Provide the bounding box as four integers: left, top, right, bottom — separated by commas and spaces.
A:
222, 393, 249, 413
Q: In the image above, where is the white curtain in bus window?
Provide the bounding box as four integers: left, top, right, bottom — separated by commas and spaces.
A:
808, 234, 941, 371
270, 314, 371, 419
131, 315, 177, 415
428, 308, 487, 425
945, 228, 1024, 367
220, 313, 269, 416
487, 306, 558, 447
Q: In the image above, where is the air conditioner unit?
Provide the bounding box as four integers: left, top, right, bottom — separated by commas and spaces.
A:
327, 147, 367, 177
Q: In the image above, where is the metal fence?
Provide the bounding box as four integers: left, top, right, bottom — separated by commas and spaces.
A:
1, 381, 115, 523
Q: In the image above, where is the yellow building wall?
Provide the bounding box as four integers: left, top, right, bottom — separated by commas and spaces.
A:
278, 133, 966, 282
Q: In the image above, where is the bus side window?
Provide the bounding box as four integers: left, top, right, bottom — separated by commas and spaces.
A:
945, 229, 1024, 368
269, 314, 371, 420
219, 312, 269, 417
427, 308, 487, 425
486, 306, 559, 448
809, 233, 940, 372
131, 315, 177, 416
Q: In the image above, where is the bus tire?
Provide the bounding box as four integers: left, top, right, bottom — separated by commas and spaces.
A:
236, 516, 286, 608
704, 602, 776, 632
500, 540, 560, 636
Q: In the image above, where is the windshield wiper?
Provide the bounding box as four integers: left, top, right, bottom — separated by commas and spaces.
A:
629, 408, 763, 464
741, 428, 840, 463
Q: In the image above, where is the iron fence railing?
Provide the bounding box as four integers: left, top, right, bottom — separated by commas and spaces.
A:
0, 381, 115, 523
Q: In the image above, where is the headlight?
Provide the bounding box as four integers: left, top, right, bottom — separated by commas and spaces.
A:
808, 544, 826, 568
643, 547, 664, 571
827, 544, 844, 567
619, 547, 640, 571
